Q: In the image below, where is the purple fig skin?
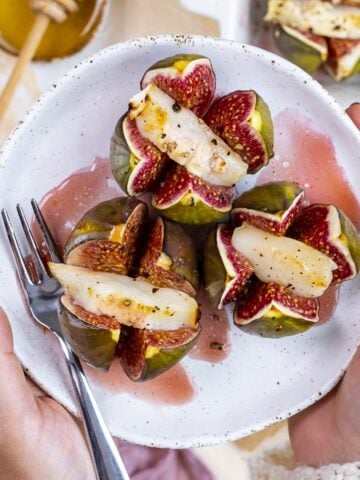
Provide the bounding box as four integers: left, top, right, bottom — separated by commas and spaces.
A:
216, 224, 254, 307
288, 204, 360, 283
141, 54, 216, 117
232, 182, 305, 235
234, 279, 319, 337
152, 163, 236, 224
139, 217, 199, 296
122, 115, 169, 195
204, 90, 274, 173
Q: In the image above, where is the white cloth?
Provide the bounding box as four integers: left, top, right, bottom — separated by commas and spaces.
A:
250, 443, 360, 480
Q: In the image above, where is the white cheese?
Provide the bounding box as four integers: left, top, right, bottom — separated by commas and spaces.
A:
128, 84, 248, 187
266, 0, 360, 39
231, 224, 337, 298
49, 263, 198, 330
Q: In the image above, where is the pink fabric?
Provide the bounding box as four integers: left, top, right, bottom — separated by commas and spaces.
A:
116, 441, 215, 480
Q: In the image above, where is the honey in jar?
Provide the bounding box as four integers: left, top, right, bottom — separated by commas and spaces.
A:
0, 0, 106, 60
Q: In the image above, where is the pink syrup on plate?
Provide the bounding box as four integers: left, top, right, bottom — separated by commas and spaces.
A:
38, 157, 120, 251
190, 290, 231, 363
86, 361, 195, 405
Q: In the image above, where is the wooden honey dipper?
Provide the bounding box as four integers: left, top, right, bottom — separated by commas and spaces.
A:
0, 0, 80, 120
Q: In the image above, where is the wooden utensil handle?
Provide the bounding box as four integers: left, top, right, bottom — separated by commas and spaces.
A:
0, 13, 50, 120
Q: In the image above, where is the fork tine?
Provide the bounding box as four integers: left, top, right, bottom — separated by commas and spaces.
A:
1, 209, 34, 286
31, 199, 62, 263
16, 204, 49, 280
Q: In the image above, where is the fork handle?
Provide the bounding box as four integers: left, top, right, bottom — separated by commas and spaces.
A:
56, 335, 130, 480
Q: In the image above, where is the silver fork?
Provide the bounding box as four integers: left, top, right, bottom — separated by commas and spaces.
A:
1, 200, 130, 480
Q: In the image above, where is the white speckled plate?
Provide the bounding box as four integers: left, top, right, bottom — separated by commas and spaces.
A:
0, 35, 360, 448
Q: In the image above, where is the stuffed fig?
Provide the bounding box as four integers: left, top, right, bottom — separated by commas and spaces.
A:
110, 54, 275, 225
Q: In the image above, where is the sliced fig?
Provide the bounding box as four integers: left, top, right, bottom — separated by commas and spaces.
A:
288, 204, 360, 283
273, 25, 328, 73
139, 217, 199, 296
49, 263, 199, 331
231, 181, 304, 235
204, 90, 274, 173
203, 224, 253, 308
119, 325, 201, 382
64, 197, 147, 276
152, 163, 235, 225
59, 295, 120, 370
129, 84, 248, 187
141, 54, 216, 117
232, 224, 337, 298
110, 114, 169, 196
327, 38, 360, 81
234, 279, 319, 338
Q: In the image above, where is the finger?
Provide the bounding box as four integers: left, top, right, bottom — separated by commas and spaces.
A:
0, 308, 38, 424
338, 345, 360, 400
346, 103, 360, 130
26, 375, 47, 397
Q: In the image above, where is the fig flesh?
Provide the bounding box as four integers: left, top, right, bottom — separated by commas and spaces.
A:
129, 84, 248, 187
231, 181, 304, 235
231, 224, 337, 298
234, 279, 318, 338
49, 263, 199, 331
139, 217, 199, 295
203, 225, 253, 308
204, 90, 274, 173
288, 204, 360, 283
119, 325, 201, 382
64, 197, 147, 276
273, 25, 328, 73
60, 295, 120, 370
141, 54, 216, 117
152, 163, 236, 225
110, 114, 169, 196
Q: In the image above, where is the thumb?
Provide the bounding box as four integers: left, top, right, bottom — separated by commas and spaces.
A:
0, 307, 38, 425
346, 103, 360, 130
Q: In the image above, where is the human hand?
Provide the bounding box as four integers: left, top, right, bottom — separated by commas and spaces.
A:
289, 102, 360, 467
0, 307, 96, 480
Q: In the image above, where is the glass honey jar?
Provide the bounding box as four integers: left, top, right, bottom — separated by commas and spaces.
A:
0, 0, 106, 60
